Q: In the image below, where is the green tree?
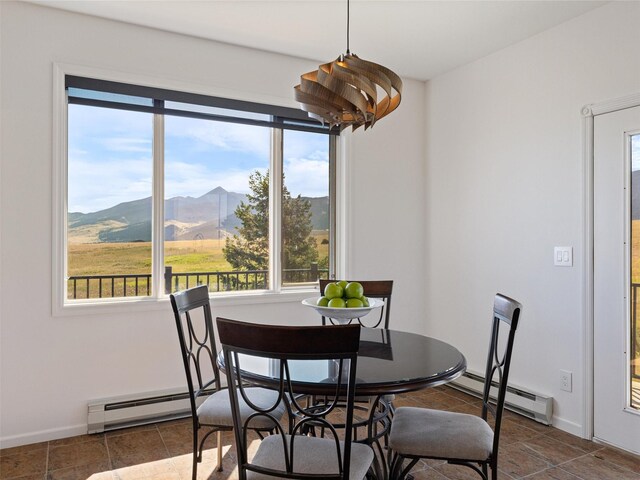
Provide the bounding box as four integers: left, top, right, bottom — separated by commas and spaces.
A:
223, 170, 319, 273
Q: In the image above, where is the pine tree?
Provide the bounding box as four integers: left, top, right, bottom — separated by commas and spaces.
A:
223, 170, 319, 273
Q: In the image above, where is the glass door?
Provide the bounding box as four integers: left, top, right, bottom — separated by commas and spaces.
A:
594, 105, 640, 454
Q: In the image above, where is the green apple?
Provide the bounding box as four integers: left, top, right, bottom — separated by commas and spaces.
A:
324, 283, 344, 299
344, 281, 364, 299
328, 297, 346, 308
346, 298, 364, 308
316, 296, 330, 307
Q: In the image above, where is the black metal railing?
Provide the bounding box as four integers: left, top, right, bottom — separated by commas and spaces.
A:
68, 274, 152, 299
165, 266, 269, 293
67, 263, 328, 300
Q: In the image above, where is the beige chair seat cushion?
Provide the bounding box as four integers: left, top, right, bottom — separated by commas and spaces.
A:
197, 387, 285, 429
389, 406, 494, 461
246, 434, 374, 480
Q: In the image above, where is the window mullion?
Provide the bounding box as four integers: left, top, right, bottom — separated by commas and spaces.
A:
270, 128, 283, 292
329, 135, 337, 280
152, 112, 165, 298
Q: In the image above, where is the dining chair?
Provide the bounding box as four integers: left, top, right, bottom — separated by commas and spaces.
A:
170, 285, 285, 480
319, 279, 395, 450
319, 279, 393, 328
216, 317, 375, 480
388, 293, 523, 480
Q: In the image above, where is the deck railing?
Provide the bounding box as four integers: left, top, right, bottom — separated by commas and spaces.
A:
67, 264, 328, 299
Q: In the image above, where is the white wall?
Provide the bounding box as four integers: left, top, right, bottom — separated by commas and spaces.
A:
346, 80, 426, 331
423, 1, 640, 435
0, 2, 426, 446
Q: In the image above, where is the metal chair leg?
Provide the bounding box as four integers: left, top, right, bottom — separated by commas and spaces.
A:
192, 423, 199, 480
191, 454, 197, 480
215, 430, 223, 472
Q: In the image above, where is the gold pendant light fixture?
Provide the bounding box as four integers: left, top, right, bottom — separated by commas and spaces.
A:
294, 0, 402, 131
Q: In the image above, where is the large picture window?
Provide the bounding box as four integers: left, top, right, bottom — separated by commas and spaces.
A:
62, 75, 336, 303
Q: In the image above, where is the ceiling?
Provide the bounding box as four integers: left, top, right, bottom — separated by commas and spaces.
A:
30, 0, 607, 81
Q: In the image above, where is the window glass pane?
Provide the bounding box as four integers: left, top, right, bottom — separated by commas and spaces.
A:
631, 133, 640, 410
67, 105, 153, 299
165, 101, 271, 122
164, 116, 270, 293
282, 130, 330, 286
68, 87, 153, 107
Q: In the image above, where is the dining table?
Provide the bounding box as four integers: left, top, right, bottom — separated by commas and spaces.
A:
217, 327, 467, 480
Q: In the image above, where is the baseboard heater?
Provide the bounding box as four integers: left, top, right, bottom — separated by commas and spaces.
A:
88, 387, 208, 434
449, 371, 553, 425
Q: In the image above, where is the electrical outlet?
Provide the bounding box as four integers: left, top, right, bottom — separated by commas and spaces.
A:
560, 370, 572, 392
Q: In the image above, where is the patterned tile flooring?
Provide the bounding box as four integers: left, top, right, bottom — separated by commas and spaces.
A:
1, 386, 639, 480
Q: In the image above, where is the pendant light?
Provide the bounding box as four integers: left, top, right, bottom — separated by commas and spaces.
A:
294, 0, 402, 131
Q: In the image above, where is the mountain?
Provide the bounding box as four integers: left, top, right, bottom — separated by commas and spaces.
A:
306, 196, 329, 230
68, 187, 329, 243
70, 196, 152, 228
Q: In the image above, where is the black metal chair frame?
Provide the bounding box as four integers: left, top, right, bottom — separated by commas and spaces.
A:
171, 285, 226, 479
319, 279, 393, 329
217, 318, 366, 480
171, 285, 273, 479
389, 293, 522, 480
319, 279, 395, 475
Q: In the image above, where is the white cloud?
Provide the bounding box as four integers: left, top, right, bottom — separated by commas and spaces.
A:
164, 160, 265, 198
68, 155, 152, 213
281, 130, 330, 197
166, 116, 270, 156
100, 137, 152, 153
69, 104, 152, 135
284, 130, 328, 159
284, 157, 329, 198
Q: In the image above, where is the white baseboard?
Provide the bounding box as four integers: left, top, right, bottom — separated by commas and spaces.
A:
0, 424, 87, 449
593, 435, 640, 456
551, 415, 584, 438
0, 415, 588, 449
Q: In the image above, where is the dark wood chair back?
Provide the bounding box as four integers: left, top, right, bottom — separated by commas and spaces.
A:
216, 318, 367, 479
318, 279, 393, 328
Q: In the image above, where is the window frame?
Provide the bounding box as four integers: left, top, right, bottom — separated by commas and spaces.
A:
52, 63, 344, 316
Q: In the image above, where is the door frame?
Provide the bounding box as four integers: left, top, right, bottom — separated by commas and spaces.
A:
582, 92, 640, 440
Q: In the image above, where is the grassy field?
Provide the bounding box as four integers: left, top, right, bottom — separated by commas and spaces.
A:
632, 222, 640, 375
67, 231, 329, 298
633, 221, 640, 283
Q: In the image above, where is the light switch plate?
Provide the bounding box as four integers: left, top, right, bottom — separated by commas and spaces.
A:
554, 247, 573, 267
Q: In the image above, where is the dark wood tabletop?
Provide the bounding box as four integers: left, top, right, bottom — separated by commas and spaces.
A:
217, 327, 467, 396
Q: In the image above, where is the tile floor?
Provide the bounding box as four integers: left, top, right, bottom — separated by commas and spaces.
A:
1, 386, 639, 480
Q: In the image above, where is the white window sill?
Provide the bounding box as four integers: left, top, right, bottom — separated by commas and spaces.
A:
53, 287, 321, 318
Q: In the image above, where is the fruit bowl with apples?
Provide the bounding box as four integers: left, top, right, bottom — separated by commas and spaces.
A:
302, 280, 383, 322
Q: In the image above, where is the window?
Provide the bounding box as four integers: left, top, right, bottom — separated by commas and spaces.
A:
62, 75, 337, 303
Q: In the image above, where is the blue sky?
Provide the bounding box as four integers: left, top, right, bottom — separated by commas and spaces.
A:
68, 105, 329, 213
